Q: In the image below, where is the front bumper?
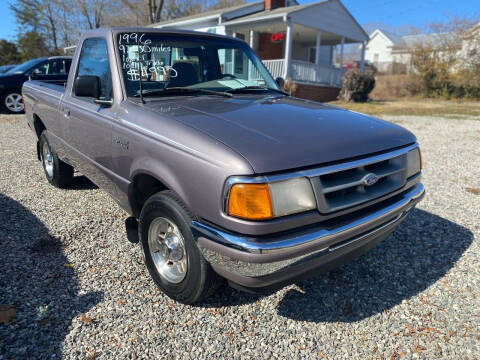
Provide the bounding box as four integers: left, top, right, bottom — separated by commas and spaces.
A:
192, 183, 425, 290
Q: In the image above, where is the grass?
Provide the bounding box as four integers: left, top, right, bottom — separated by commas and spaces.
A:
328, 99, 480, 119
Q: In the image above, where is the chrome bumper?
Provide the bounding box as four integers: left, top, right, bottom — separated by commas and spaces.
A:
192, 183, 425, 283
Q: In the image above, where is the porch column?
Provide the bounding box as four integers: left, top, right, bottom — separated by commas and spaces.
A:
360, 41, 366, 72
249, 29, 255, 79
315, 32, 322, 65
315, 32, 322, 82
284, 18, 293, 78
339, 37, 345, 78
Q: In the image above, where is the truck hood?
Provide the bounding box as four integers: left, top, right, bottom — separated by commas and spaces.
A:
144, 95, 416, 174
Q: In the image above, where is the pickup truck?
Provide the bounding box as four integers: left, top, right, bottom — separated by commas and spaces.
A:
23, 27, 424, 304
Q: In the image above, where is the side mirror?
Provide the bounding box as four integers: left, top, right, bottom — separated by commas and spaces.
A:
29, 69, 42, 79
74, 75, 100, 98
74, 75, 112, 106
275, 77, 285, 89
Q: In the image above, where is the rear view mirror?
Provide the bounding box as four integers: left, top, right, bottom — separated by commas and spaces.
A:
74, 75, 100, 98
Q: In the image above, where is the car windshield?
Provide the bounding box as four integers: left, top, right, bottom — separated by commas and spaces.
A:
7, 58, 44, 74
117, 32, 279, 97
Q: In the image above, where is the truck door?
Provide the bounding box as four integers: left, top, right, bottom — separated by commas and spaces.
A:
61, 37, 116, 194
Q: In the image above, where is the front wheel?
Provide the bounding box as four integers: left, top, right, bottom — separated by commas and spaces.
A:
2, 91, 24, 114
139, 191, 222, 304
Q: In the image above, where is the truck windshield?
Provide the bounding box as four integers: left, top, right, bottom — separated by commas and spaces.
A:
117, 32, 279, 97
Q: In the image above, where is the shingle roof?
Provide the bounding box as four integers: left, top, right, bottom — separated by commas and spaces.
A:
374, 28, 450, 49
221, 1, 327, 25
150, 1, 264, 27
376, 29, 402, 45
397, 33, 450, 49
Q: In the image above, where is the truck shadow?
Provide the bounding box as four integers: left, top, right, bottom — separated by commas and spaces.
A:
69, 175, 98, 190
202, 209, 473, 322
275, 208, 473, 322
0, 194, 102, 358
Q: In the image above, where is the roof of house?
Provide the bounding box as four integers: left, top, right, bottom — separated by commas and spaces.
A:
465, 22, 480, 38
221, 1, 327, 25
151, 0, 368, 42
151, 1, 264, 27
371, 28, 450, 50
220, 0, 368, 40
373, 29, 402, 45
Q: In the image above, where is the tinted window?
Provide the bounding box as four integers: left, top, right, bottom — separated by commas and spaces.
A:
31, 62, 49, 75
77, 38, 112, 99
48, 59, 71, 74
8, 58, 45, 74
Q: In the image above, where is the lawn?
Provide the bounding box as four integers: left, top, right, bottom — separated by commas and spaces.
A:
328, 99, 480, 119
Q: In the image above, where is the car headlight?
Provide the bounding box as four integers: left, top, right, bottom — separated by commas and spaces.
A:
406, 147, 422, 178
226, 177, 317, 220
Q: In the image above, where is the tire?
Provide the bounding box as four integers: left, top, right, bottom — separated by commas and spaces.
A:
2, 91, 24, 114
139, 190, 222, 304
39, 132, 74, 188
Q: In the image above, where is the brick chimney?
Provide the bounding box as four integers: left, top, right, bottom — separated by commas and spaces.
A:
265, 0, 286, 10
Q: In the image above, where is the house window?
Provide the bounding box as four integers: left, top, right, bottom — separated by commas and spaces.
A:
374, 53, 379, 63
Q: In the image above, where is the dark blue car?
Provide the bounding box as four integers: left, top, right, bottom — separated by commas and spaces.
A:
0, 56, 71, 113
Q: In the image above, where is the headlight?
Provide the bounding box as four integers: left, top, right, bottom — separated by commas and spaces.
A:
406, 147, 422, 178
226, 177, 316, 220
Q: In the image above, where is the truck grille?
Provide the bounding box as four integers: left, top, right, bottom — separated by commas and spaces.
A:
311, 152, 408, 213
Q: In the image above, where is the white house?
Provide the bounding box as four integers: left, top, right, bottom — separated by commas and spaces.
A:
365, 28, 457, 73
458, 22, 480, 69
151, 0, 369, 101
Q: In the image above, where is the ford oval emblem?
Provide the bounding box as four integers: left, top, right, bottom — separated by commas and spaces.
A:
363, 173, 379, 186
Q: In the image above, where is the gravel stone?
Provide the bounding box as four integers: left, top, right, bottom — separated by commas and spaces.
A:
0, 113, 479, 359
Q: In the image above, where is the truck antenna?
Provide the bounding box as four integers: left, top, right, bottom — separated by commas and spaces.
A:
137, 34, 145, 104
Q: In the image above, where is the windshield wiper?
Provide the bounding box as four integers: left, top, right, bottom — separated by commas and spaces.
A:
133, 87, 232, 98
225, 86, 289, 96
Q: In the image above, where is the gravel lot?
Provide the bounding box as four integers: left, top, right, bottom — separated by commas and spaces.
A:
1, 113, 479, 359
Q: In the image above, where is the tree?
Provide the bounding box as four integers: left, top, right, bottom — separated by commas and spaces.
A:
0, 40, 21, 65
10, 0, 60, 53
17, 32, 51, 61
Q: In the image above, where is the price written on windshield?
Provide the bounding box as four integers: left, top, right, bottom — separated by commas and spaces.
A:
118, 33, 177, 81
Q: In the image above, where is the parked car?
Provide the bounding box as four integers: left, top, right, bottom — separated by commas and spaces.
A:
0, 56, 71, 113
23, 28, 424, 304
343, 60, 377, 74
0, 64, 17, 74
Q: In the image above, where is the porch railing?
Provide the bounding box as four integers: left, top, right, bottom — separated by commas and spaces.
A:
262, 59, 285, 80
262, 59, 342, 87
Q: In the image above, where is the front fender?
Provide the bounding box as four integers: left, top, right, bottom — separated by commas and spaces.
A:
129, 156, 192, 213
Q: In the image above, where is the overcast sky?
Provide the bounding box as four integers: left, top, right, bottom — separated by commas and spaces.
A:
0, 0, 479, 41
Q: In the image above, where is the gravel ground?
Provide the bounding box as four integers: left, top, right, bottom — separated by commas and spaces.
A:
0, 113, 479, 359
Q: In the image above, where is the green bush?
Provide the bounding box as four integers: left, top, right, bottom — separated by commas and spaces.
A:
339, 70, 376, 102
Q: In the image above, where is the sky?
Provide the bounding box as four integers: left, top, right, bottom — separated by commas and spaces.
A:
0, 0, 479, 41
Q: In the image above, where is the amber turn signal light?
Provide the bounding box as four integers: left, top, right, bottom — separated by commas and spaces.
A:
227, 183, 273, 220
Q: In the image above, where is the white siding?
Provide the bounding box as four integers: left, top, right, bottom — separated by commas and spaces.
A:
365, 32, 394, 64
195, 25, 226, 35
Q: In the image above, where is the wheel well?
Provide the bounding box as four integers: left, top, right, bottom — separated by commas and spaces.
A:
33, 114, 46, 139
130, 174, 169, 217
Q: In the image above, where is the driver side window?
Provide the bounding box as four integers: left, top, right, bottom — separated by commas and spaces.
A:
77, 38, 112, 100
31, 62, 49, 75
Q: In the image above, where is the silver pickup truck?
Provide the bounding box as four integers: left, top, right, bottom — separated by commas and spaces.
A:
23, 27, 424, 304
